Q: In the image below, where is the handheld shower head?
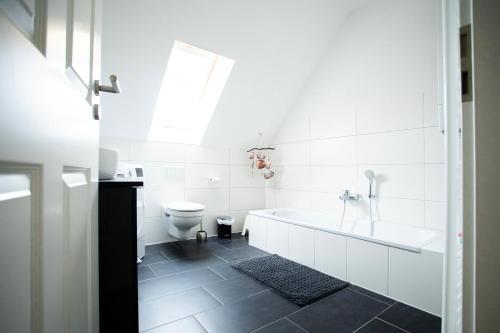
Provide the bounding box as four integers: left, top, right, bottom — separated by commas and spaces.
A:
364, 169, 375, 182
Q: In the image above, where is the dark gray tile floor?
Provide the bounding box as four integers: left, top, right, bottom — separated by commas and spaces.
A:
138, 233, 442, 333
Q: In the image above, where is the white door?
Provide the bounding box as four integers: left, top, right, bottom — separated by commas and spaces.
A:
0, 0, 102, 331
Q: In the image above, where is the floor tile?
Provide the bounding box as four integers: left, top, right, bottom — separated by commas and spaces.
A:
216, 246, 268, 262
288, 288, 388, 333
146, 243, 168, 256
138, 268, 223, 301
160, 242, 220, 259
138, 266, 156, 281
253, 318, 306, 333
209, 263, 248, 280
203, 276, 268, 304
150, 254, 225, 277
378, 302, 441, 333
138, 253, 169, 266
143, 316, 206, 333
195, 290, 299, 333
216, 237, 249, 250
139, 288, 220, 331
348, 285, 396, 305
356, 318, 406, 332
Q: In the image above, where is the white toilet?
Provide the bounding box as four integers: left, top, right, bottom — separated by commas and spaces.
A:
162, 201, 205, 240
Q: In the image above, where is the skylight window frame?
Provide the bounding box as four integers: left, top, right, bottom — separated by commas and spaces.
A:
148, 40, 234, 144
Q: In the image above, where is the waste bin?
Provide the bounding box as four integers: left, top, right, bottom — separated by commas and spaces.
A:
217, 216, 234, 239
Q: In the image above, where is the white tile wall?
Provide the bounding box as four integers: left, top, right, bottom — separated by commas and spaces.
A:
100, 137, 267, 244
267, 0, 445, 230
229, 188, 265, 211
357, 129, 425, 165
357, 92, 423, 134
425, 164, 445, 202
310, 136, 356, 165
185, 164, 229, 189
357, 165, 425, 200
425, 127, 445, 163
310, 166, 357, 193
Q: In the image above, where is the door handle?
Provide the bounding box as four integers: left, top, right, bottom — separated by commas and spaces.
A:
94, 74, 121, 96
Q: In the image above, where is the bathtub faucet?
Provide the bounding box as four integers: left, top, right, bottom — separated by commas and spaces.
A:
339, 190, 360, 202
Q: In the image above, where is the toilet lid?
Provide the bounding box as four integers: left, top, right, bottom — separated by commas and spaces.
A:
166, 201, 205, 212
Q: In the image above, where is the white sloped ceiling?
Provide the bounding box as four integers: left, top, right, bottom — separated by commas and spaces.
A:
100, 0, 366, 147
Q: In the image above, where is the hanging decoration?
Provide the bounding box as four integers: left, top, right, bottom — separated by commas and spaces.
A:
247, 147, 275, 179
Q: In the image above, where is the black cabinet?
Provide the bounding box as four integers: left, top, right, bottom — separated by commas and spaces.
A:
98, 179, 143, 332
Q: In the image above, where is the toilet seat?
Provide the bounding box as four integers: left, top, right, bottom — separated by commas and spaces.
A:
166, 201, 205, 212
163, 201, 205, 218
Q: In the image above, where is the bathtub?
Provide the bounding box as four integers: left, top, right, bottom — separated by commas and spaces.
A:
246, 208, 444, 316
249, 208, 440, 253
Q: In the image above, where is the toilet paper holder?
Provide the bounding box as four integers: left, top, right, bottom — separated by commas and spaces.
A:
209, 176, 221, 183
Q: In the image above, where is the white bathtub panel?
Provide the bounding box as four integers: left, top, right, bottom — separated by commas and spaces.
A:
248, 216, 267, 250
266, 220, 289, 258
289, 225, 314, 267
314, 231, 347, 280
388, 248, 443, 316
347, 238, 389, 295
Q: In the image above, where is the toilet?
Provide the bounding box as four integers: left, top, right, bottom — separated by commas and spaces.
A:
162, 201, 205, 240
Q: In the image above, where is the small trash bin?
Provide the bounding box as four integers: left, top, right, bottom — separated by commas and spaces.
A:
217, 216, 234, 239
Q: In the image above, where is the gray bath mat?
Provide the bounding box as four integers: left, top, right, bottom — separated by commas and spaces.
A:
231, 254, 349, 305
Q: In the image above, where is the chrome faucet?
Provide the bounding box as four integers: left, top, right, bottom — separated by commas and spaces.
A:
339, 190, 360, 202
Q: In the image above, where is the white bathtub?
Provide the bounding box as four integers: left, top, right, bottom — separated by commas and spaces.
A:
247, 208, 444, 316
249, 208, 440, 253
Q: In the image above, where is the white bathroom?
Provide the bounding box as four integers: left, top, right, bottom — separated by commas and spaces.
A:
97, 0, 447, 331
1, 0, 497, 332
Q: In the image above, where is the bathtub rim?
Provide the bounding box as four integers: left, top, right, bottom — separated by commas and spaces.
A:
248, 208, 444, 254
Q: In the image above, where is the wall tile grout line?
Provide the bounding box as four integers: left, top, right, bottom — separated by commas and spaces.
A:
270, 125, 443, 146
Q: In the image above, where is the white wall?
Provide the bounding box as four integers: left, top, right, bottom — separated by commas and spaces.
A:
100, 0, 367, 147
267, 0, 445, 230
100, 137, 266, 244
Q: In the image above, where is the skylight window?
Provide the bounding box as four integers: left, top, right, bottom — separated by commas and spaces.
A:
148, 41, 235, 144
